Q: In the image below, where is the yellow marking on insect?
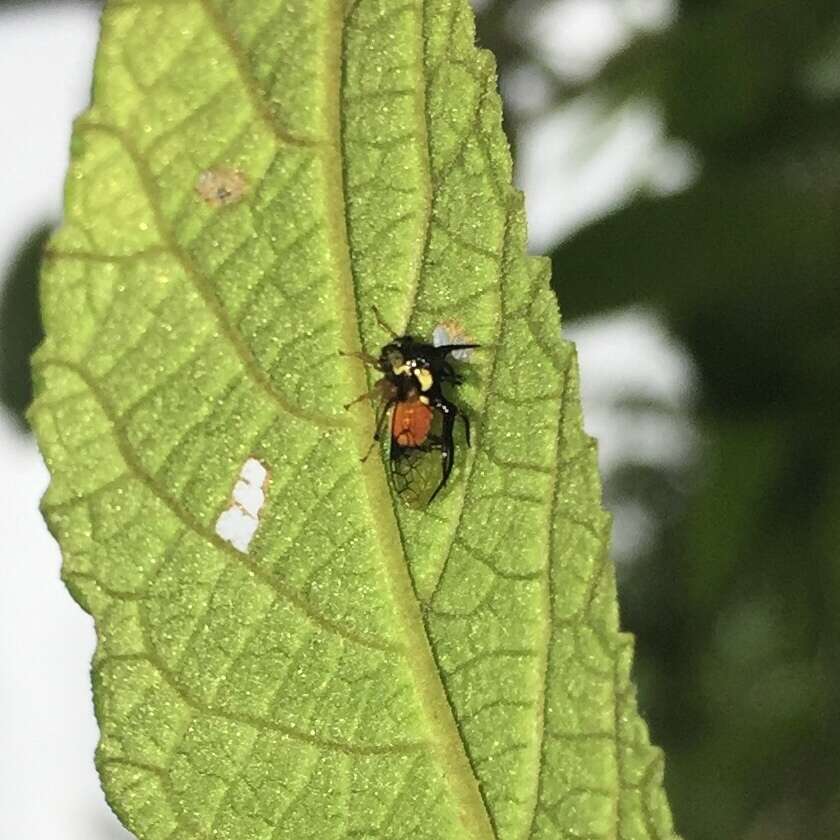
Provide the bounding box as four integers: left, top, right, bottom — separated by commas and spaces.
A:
414, 368, 434, 392
393, 363, 409, 376
419, 395, 430, 405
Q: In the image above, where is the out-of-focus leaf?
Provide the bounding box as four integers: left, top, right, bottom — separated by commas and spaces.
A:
591, 0, 840, 159
0, 226, 48, 429
552, 171, 839, 319
551, 168, 840, 411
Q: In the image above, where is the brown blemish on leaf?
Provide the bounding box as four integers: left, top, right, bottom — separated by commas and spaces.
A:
195, 166, 248, 207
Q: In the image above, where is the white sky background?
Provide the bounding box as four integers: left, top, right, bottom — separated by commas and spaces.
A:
0, 2, 695, 837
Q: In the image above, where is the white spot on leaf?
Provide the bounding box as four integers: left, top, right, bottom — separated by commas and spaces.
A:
215, 457, 268, 553
433, 319, 475, 361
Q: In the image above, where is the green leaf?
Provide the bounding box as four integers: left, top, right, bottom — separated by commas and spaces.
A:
31, 1, 679, 838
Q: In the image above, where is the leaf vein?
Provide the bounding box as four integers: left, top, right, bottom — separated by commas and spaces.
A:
195, 0, 324, 148
76, 120, 348, 431
33, 358, 398, 654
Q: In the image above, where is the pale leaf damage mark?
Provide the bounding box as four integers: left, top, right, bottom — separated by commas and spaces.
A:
433, 319, 475, 361
215, 457, 268, 553
195, 166, 248, 207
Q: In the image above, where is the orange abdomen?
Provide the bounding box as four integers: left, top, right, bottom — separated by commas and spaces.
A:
392, 399, 433, 447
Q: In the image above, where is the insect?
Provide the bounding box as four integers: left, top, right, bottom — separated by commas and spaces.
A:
342, 310, 478, 508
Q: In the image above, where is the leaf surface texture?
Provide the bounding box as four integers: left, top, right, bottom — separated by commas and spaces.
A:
31, 1, 680, 838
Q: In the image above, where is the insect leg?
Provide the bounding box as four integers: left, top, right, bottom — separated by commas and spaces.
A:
338, 349, 379, 366
428, 401, 457, 504
344, 378, 397, 412
372, 397, 394, 442
361, 398, 395, 463
344, 391, 372, 411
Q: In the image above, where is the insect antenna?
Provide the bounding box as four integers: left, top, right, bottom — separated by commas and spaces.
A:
371, 305, 401, 339
435, 343, 481, 354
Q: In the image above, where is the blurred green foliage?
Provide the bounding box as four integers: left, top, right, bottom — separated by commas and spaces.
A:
2, 0, 838, 837
0, 227, 47, 429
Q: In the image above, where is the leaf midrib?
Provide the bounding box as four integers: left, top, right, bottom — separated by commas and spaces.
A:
325, 3, 497, 838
